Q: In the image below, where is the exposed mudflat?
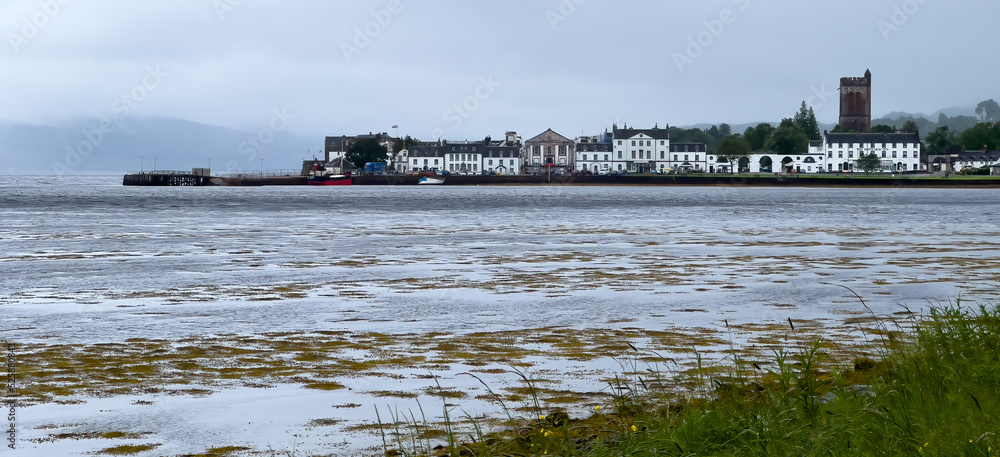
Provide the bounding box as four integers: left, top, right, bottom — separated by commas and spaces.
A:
2, 175, 998, 456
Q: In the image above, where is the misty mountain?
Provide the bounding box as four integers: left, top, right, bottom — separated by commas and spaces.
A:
881, 105, 977, 122
0, 117, 321, 173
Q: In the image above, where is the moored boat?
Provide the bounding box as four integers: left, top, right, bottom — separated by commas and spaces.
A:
418, 176, 445, 185
307, 160, 353, 186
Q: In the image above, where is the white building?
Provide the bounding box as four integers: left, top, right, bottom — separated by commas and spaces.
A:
525, 129, 575, 173
408, 144, 446, 173
952, 150, 1000, 172
612, 125, 672, 173
406, 133, 522, 175
667, 142, 709, 173
575, 134, 614, 174
443, 142, 483, 174
820, 132, 922, 172
394, 148, 409, 173
708, 153, 828, 174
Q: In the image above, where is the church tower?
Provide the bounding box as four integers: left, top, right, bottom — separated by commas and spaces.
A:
839, 69, 872, 133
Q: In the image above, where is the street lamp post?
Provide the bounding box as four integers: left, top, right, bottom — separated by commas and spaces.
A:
139, 156, 145, 173
260, 159, 264, 177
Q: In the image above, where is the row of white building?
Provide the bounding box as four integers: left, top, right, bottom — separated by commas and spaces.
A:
330, 126, 999, 175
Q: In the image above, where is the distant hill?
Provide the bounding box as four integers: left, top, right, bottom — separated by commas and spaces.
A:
0, 117, 321, 173
881, 105, 977, 122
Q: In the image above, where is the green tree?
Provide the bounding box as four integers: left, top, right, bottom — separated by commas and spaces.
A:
707, 125, 722, 142
743, 123, 776, 151
900, 119, 920, 134
831, 124, 855, 133
871, 124, 896, 134
718, 123, 732, 138
959, 123, 1000, 150
767, 121, 810, 155
392, 135, 420, 153
346, 138, 388, 169
793, 101, 822, 140
670, 127, 719, 152
976, 99, 1000, 121
924, 125, 956, 155
717, 135, 752, 174
856, 153, 882, 175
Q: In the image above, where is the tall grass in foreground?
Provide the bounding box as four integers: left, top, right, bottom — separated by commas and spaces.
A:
381, 303, 1000, 456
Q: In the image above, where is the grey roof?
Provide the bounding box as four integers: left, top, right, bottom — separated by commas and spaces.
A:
408, 145, 447, 158
576, 142, 613, 152
525, 128, 574, 144
613, 127, 670, 141
956, 150, 1000, 162
669, 142, 707, 153
824, 132, 920, 145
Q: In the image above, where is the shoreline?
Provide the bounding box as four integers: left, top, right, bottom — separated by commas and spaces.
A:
120, 172, 1000, 188
295, 174, 1000, 188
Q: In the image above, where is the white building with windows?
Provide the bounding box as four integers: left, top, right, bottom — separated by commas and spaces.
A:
408, 144, 447, 172
820, 132, 922, 172
443, 142, 483, 174
952, 150, 1000, 172
407, 134, 522, 175
575, 134, 614, 174
667, 142, 709, 172
611, 125, 672, 173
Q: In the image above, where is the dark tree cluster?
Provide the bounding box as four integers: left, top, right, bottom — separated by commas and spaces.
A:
731, 102, 819, 155
346, 138, 388, 169
959, 123, 1000, 151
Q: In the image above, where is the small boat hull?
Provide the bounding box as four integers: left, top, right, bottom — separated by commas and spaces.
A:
307, 175, 352, 186
418, 177, 445, 185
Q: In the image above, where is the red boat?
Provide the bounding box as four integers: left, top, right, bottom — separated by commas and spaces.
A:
307, 162, 353, 186
307, 174, 352, 185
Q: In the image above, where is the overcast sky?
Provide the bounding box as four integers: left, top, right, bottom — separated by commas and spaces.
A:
2, 0, 997, 141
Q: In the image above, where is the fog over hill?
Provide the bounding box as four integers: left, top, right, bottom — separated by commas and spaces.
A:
0, 117, 320, 173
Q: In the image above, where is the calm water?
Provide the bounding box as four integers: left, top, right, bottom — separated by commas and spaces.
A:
3, 173, 1000, 456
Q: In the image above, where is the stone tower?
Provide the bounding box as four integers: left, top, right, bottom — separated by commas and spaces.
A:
839, 69, 872, 133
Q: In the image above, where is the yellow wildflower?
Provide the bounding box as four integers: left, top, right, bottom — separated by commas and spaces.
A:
595, 405, 601, 411
631, 425, 637, 432
539, 415, 546, 421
